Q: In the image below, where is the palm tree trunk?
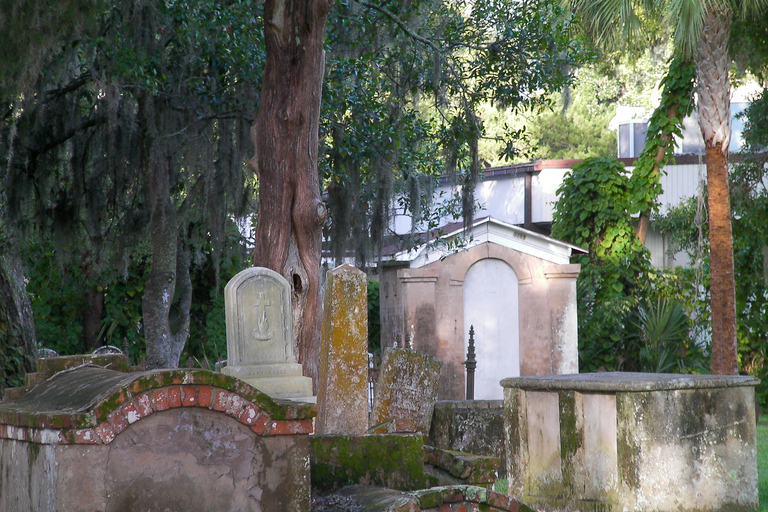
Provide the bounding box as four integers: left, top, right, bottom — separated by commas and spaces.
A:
696, 5, 738, 375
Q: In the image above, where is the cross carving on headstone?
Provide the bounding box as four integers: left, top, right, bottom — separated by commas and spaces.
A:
252, 291, 274, 341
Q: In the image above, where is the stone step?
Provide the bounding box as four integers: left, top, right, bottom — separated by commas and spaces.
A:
423, 445, 499, 486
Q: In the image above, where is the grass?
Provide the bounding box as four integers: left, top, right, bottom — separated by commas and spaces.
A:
757, 416, 768, 511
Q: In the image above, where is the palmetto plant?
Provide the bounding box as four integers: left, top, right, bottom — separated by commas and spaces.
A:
567, 0, 768, 375
631, 299, 706, 374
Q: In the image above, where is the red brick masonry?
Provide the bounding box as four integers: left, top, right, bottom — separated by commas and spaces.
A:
0, 366, 316, 445
338, 485, 535, 512
405, 486, 533, 511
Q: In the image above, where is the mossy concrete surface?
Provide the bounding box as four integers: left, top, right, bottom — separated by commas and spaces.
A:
310, 433, 428, 493
327, 484, 536, 511
370, 348, 442, 434
0, 366, 316, 512
0, 366, 315, 430
316, 264, 369, 435
423, 445, 499, 486
429, 400, 506, 476
502, 372, 760, 512
3, 353, 139, 400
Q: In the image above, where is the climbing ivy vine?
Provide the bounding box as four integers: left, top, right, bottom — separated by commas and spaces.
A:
629, 56, 696, 219
552, 157, 651, 369
551, 57, 700, 372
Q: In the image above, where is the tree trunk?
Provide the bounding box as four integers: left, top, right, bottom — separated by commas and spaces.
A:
251, 0, 331, 390
635, 102, 681, 245
83, 285, 104, 351
139, 94, 190, 369
0, 247, 38, 389
696, 5, 738, 375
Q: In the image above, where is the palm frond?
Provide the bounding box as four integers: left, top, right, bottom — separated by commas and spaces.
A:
667, 0, 706, 57
569, 0, 643, 50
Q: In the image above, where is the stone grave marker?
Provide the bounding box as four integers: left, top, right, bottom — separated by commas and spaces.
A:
316, 264, 369, 434
370, 348, 442, 434
221, 267, 314, 401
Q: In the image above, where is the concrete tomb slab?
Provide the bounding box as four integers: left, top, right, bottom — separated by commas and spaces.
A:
222, 266, 314, 401
502, 372, 760, 512
0, 366, 316, 512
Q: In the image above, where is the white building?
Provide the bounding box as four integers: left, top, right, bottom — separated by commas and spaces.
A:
391, 87, 758, 268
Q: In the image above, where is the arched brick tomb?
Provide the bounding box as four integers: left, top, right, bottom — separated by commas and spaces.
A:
0, 366, 315, 512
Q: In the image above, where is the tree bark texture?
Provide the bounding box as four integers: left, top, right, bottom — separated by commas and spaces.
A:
0, 248, 38, 386
251, 0, 331, 390
696, 6, 738, 375
139, 94, 191, 369
83, 285, 105, 351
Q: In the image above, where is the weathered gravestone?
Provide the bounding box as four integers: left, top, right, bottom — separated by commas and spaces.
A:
371, 348, 442, 434
316, 264, 369, 434
502, 372, 760, 512
222, 267, 314, 401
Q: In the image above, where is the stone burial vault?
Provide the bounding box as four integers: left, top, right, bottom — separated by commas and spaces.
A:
0, 365, 316, 512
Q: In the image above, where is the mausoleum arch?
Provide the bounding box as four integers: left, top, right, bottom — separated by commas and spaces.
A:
462, 257, 520, 399
448, 242, 531, 285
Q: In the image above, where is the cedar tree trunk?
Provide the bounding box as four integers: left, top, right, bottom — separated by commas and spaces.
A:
140, 94, 192, 369
251, 0, 331, 389
83, 285, 105, 351
696, 5, 738, 375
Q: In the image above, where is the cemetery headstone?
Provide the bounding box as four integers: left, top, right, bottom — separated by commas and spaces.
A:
370, 348, 442, 434
316, 264, 369, 434
221, 267, 314, 401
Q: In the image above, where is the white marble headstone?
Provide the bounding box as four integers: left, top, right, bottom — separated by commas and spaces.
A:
222, 267, 313, 401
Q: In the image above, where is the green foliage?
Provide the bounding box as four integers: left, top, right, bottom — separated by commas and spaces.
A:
552, 157, 703, 371
551, 57, 700, 373
24, 240, 148, 357
757, 417, 768, 511
498, 43, 679, 164
652, 196, 704, 255
552, 157, 640, 260
24, 224, 249, 367
184, 231, 251, 367
553, 157, 652, 369
99, 263, 151, 364
731, 15, 768, 85
322, 0, 592, 266
0, 0, 103, 95
653, 105, 768, 402
729, 117, 768, 406
524, 104, 616, 160
0, 335, 33, 391
3, 0, 262, 366
26, 246, 87, 354
740, 88, 768, 152
628, 56, 696, 214
630, 299, 706, 373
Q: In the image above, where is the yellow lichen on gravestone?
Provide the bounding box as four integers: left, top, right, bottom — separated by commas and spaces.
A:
370, 348, 442, 434
316, 264, 369, 434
